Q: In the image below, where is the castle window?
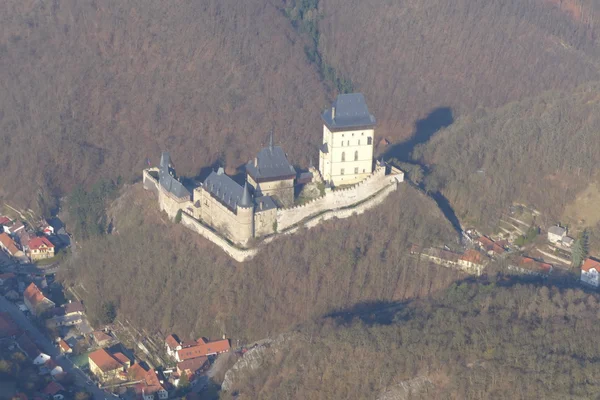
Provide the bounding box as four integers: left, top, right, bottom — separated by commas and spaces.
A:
341, 168, 345, 175
341, 152, 345, 162
352, 133, 354, 136
367, 137, 372, 145
361, 132, 364, 135
354, 167, 359, 174
358, 140, 360, 145
347, 140, 350, 146
354, 151, 358, 161
342, 134, 345, 137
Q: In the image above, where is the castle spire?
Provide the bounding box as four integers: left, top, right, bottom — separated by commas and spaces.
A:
239, 182, 252, 208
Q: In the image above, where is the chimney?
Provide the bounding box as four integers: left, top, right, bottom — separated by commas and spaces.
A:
332, 106, 336, 121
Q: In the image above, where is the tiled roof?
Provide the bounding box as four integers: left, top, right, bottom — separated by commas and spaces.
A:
113, 352, 130, 365
24, 283, 50, 308
92, 330, 113, 344
64, 301, 84, 314
582, 258, 600, 272
177, 356, 209, 375
177, 340, 230, 360
159, 152, 192, 199
0, 216, 10, 225
518, 257, 552, 273
58, 338, 71, 352
128, 363, 147, 381
0, 233, 20, 255
245, 144, 296, 181
165, 334, 180, 350
460, 249, 485, 264
43, 381, 65, 395
89, 348, 122, 373
203, 170, 248, 211
548, 226, 566, 236
29, 236, 55, 251
322, 93, 376, 131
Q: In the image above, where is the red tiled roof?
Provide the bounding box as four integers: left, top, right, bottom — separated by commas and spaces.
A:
181, 339, 198, 348
29, 236, 55, 251
24, 283, 48, 308
177, 339, 231, 360
43, 381, 65, 395
133, 368, 166, 395
519, 257, 552, 273
113, 352, 130, 366
177, 356, 209, 375
0, 233, 20, 255
58, 338, 71, 352
165, 334, 180, 350
0, 312, 20, 338
0, 216, 10, 225
128, 363, 148, 380
89, 348, 122, 373
582, 258, 600, 272
460, 249, 485, 264
197, 337, 207, 345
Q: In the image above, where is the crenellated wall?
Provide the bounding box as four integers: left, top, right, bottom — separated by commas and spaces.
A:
276, 166, 395, 231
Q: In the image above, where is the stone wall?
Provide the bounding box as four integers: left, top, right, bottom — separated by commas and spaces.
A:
180, 213, 257, 262
197, 187, 253, 245
276, 166, 394, 231
142, 169, 159, 196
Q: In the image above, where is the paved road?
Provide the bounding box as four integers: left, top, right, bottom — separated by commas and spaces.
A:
0, 295, 110, 400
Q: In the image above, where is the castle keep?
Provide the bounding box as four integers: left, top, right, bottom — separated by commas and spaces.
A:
143, 93, 404, 257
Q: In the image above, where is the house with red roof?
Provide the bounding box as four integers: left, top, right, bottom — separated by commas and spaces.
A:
88, 348, 129, 382
43, 381, 66, 400
175, 339, 230, 362
165, 334, 182, 358
28, 236, 55, 261
128, 365, 169, 400
458, 249, 488, 276
0, 232, 25, 260
177, 356, 209, 379
23, 282, 55, 316
581, 258, 600, 287
508, 256, 553, 277
57, 338, 72, 354
476, 236, 506, 257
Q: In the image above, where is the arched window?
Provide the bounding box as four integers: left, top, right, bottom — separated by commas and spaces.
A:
354, 151, 358, 161
341, 152, 346, 162
367, 137, 372, 145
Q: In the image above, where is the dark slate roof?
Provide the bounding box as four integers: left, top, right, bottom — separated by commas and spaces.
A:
320, 143, 329, 154
203, 170, 251, 211
322, 93, 376, 130
246, 146, 296, 181
254, 196, 277, 212
240, 183, 252, 208
159, 152, 191, 199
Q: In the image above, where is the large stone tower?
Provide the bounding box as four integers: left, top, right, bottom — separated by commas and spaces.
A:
319, 93, 376, 186
237, 182, 255, 242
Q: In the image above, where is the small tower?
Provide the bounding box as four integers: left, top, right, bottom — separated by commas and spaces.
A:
237, 182, 254, 242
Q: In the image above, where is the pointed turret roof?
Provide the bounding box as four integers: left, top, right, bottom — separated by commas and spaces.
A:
239, 182, 252, 208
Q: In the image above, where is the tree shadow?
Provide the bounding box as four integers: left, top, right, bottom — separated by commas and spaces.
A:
323, 273, 599, 328
385, 107, 454, 162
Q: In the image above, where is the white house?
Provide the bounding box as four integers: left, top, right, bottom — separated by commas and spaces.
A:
547, 226, 566, 244
319, 93, 376, 187
581, 258, 600, 288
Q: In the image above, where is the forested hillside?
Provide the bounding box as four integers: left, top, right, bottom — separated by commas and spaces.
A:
2, 0, 600, 212
413, 82, 600, 233
316, 0, 600, 138
223, 281, 600, 400
0, 0, 327, 207
60, 183, 459, 341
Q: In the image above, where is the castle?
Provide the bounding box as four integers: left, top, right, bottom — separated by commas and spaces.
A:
143, 93, 404, 257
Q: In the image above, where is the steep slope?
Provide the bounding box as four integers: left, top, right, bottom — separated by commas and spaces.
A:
413, 82, 600, 232
317, 0, 600, 140
60, 182, 459, 341
222, 281, 600, 400
0, 0, 328, 206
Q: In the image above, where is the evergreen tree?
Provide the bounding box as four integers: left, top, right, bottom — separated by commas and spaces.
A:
572, 230, 589, 269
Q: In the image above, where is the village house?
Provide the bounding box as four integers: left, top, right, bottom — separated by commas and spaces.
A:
476, 236, 506, 257
92, 330, 114, 347
57, 338, 72, 354
458, 249, 488, 275
581, 258, 600, 288
562, 236, 575, 247
175, 339, 231, 362
43, 382, 66, 400
28, 236, 55, 260
177, 356, 209, 379
64, 300, 85, 316
17, 333, 51, 365
128, 364, 169, 400
46, 313, 83, 328
165, 334, 182, 358
547, 226, 567, 244
0, 232, 27, 262
3, 220, 25, 235
88, 348, 129, 382
23, 282, 55, 316
508, 256, 553, 277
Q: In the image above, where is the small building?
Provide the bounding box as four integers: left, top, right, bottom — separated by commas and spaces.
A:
3, 220, 25, 235
46, 313, 83, 328
0, 232, 26, 261
92, 330, 114, 347
562, 236, 575, 247
57, 338, 72, 354
28, 236, 55, 260
476, 236, 506, 257
175, 339, 230, 362
88, 348, 128, 382
458, 249, 488, 276
246, 133, 297, 207
64, 301, 85, 316
17, 333, 51, 365
129, 364, 169, 400
23, 283, 55, 316
43, 382, 66, 400
547, 226, 567, 244
319, 93, 376, 186
508, 257, 553, 277
165, 334, 182, 358
177, 356, 209, 378
581, 258, 600, 288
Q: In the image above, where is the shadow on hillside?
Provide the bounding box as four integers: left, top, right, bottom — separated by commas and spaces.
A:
385, 107, 454, 162
324, 273, 598, 327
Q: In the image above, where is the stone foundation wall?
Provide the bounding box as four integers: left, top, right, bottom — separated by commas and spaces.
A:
180, 213, 257, 262
276, 166, 395, 231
